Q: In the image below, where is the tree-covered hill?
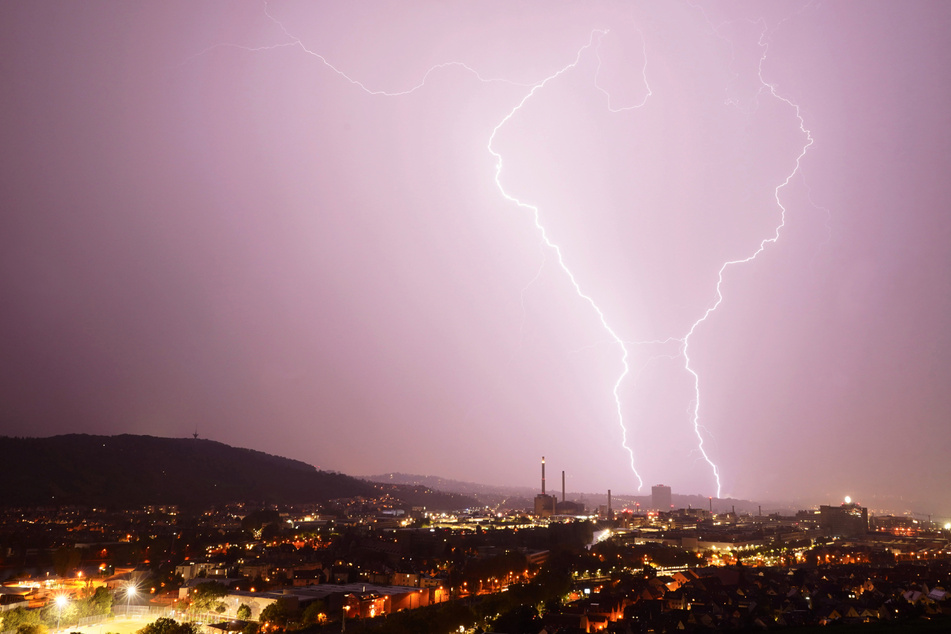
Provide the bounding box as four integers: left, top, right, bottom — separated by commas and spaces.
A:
0, 434, 472, 510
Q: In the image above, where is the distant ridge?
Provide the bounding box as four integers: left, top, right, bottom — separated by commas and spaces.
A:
365, 472, 538, 497
367, 472, 789, 515
0, 434, 474, 510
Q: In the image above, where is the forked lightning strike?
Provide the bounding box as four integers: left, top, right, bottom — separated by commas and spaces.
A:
193, 5, 814, 498
487, 29, 648, 491
203, 10, 654, 490
683, 23, 814, 498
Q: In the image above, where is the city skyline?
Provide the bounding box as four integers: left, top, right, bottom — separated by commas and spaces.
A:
2, 2, 950, 513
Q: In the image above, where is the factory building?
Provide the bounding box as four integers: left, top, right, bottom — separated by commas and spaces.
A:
533, 457, 584, 517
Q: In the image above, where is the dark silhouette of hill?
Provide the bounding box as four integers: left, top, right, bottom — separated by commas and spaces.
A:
365, 472, 538, 509
366, 472, 538, 497
0, 435, 473, 510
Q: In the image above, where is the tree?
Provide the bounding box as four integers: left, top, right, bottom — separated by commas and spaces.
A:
137, 618, 201, 634
249, 575, 268, 592
176, 623, 202, 634
137, 618, 180, 634
301, 601, 326, 625
16, 624, 48, 634
241, 510, 281, 532
491, 605, 539, 634
189, 582, 228, 613
259, 602, 288, 626
236, 604, 252, 621
260, 523, 284, 541
2, 607, 41, 632
89, 586, 114, 615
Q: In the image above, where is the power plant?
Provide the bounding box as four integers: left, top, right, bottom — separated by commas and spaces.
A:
533, 456, 585, 517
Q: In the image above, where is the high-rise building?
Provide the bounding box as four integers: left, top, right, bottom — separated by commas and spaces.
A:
652, 484, 672, 511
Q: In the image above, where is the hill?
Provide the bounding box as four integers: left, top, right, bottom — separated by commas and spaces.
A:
366, 472, 538, 497
0, 434, 473, 510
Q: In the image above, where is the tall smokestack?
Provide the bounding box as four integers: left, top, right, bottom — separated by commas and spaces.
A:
561, 471, 566, 502
541, 456, 545, 495
608, 490, 612, 515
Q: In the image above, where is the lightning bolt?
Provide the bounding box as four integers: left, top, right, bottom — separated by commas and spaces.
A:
506, 255, 547, 369
594, 25, 652, 112
487, 29, 652, 491
194, 7, 654, 489
185, 3, 536, 94
191, 4, 817, 499
682, 21, 814, 498
800, 168, 834, 267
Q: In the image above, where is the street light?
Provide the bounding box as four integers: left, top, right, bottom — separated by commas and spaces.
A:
125, 584, 138, 615
55, 595, 69, 632
341, 605, 350, 632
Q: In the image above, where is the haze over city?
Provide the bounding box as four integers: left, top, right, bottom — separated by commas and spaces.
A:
2, 2, 949, 513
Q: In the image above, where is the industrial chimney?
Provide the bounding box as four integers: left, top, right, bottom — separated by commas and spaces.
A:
561, 470, 566, 503
541, 456, 546, 495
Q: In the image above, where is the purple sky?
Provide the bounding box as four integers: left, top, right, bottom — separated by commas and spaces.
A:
2, 1, 950, 515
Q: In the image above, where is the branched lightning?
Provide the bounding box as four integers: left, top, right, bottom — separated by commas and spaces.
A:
487, 29, 652, 491
193, 3, 818, 498
186, 3, 537, 93
195, 7, 654, 489
594, 27, 652, 112
506, 255, 547, 369
800, 169, 833, 266
682, 23, 814, 498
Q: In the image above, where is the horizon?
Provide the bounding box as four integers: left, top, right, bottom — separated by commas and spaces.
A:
3, 430, 946, 520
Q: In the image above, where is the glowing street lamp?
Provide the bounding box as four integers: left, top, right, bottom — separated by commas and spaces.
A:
55, 595, 69, 631
125, 584, 138, 614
